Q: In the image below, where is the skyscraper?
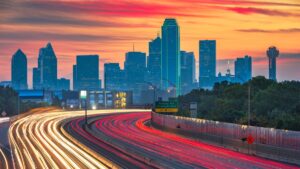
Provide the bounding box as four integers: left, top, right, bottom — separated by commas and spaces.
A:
32, 67, 41, 89
180, 51, 195, 95
199, 40, 216, 89
11, 49, 28, 90
267, 46, 279, 81
147, 36, 161, 87
235, 55, 252, 83
57, 78, 70, 91
37, 43, 57, 90
73, 55, 100, 91
104, 63, 125, 90
124, 51, 146, 88
124, 51, 146, 104
161, 18, 181, 96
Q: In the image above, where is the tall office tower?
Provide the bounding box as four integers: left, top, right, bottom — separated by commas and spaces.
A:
124, 51, 146, 104
104, 63, 125, 90
38, 43, 57, 90
11, 49, 28, 90
57, 78, 70, 91
235, 55, 252, 83
180, 51, 195, 95
32, 67, 41, 89
267, 46, 279, 81
124, 51, 146, 88
147, 36, 161, 87
73, 55, 100, 91
161, 18, 181, 96
72, 65, 77, 90
199, 40, 216, 89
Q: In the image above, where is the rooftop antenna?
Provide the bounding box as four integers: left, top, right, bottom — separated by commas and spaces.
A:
157, 31, 160, 38
226, 60, 231, 75
133, 43, 135, 52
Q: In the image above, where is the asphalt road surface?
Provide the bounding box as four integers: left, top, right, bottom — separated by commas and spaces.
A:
7, 109, 300, 169
67, 111, 299, 169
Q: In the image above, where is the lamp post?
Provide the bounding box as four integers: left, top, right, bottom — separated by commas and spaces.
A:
144, 81, 157, 109
161, 78, 177, 98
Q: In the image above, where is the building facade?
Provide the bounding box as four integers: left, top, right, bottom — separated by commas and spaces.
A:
36, 43, 58, 90
180, 51, 195, 95
57, 78, 70, 91
161, 18, 181, 96
73, 55, 100, 91
199, 40, 216, 89
267, 46, 279, 81
147, 36, 162, 88
234, 55, 252, 83
11, 49, 28, 90
104, 63, 125, 90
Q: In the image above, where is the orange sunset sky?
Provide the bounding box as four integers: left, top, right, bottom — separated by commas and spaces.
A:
0, 0, 300, 88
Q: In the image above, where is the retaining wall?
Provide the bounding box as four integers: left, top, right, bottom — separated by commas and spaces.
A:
151, 112, 300, 166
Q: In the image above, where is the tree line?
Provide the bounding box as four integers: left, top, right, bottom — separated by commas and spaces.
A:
178, 76, 300, 131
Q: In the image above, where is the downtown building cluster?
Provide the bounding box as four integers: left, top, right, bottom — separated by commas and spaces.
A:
3, 18, 280, 107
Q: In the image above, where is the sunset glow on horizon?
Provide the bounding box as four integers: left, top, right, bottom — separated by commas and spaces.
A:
1, 0, 300, 87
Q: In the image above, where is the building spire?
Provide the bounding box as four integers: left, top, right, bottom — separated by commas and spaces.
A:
133, 43, 135, 52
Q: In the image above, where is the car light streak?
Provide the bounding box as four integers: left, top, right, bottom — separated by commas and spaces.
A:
8, 109, 143, 169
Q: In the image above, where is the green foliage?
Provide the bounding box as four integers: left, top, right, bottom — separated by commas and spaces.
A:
178, 76, 300, 131
0, 87, 55, 117
0, 86, 19, 116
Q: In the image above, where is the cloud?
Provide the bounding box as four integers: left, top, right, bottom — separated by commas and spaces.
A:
18, 0, 206, 18
226, 7, 300, 17
4, 14, 157, 28
0, 31, 148, 42
236, 28, 300, 33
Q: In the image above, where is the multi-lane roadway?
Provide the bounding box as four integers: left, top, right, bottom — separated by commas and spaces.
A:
67, 111, 299, 169
7, 109, 300, 169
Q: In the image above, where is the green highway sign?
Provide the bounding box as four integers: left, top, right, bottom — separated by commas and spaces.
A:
155, 99, 178, 113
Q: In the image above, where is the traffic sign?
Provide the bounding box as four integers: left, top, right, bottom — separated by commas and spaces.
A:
155, 108, 178, 113
80, 90, 87, 99
247, 135, 254, 144
155, 99, 178, 113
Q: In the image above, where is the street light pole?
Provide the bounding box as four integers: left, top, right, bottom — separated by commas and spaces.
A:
248, 84, 251, 127
85, 99, 87, 125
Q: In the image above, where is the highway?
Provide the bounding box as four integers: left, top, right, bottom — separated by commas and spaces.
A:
67, 111, 299, 169
7, 109, 299, 169
8, 108, 145, 169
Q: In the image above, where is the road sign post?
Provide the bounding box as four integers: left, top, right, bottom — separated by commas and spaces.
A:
80, 90, 88, 125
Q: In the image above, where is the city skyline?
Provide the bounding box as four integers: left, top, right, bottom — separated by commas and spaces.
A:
1, 0, 300, 87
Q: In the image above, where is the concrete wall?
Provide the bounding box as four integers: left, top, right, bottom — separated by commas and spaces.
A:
151, 112, 300, 166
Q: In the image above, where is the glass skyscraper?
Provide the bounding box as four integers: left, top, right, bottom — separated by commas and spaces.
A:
267, 46, 279, 81
161, 18, 181, 96
147, 36, 161, 88
180, 51, 195, 95
199, 40, 216, 89
73, 55, 100, 91
36, 43, 57, 90
124, 51, 146, 88
234, 55, 252, 83
11, 49, 28, 90
104, 63, 125, 90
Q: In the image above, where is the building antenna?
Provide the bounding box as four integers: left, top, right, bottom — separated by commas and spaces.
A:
227, 60, 230, 75
157, 31, 160, 38
133, 43, 135, 52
